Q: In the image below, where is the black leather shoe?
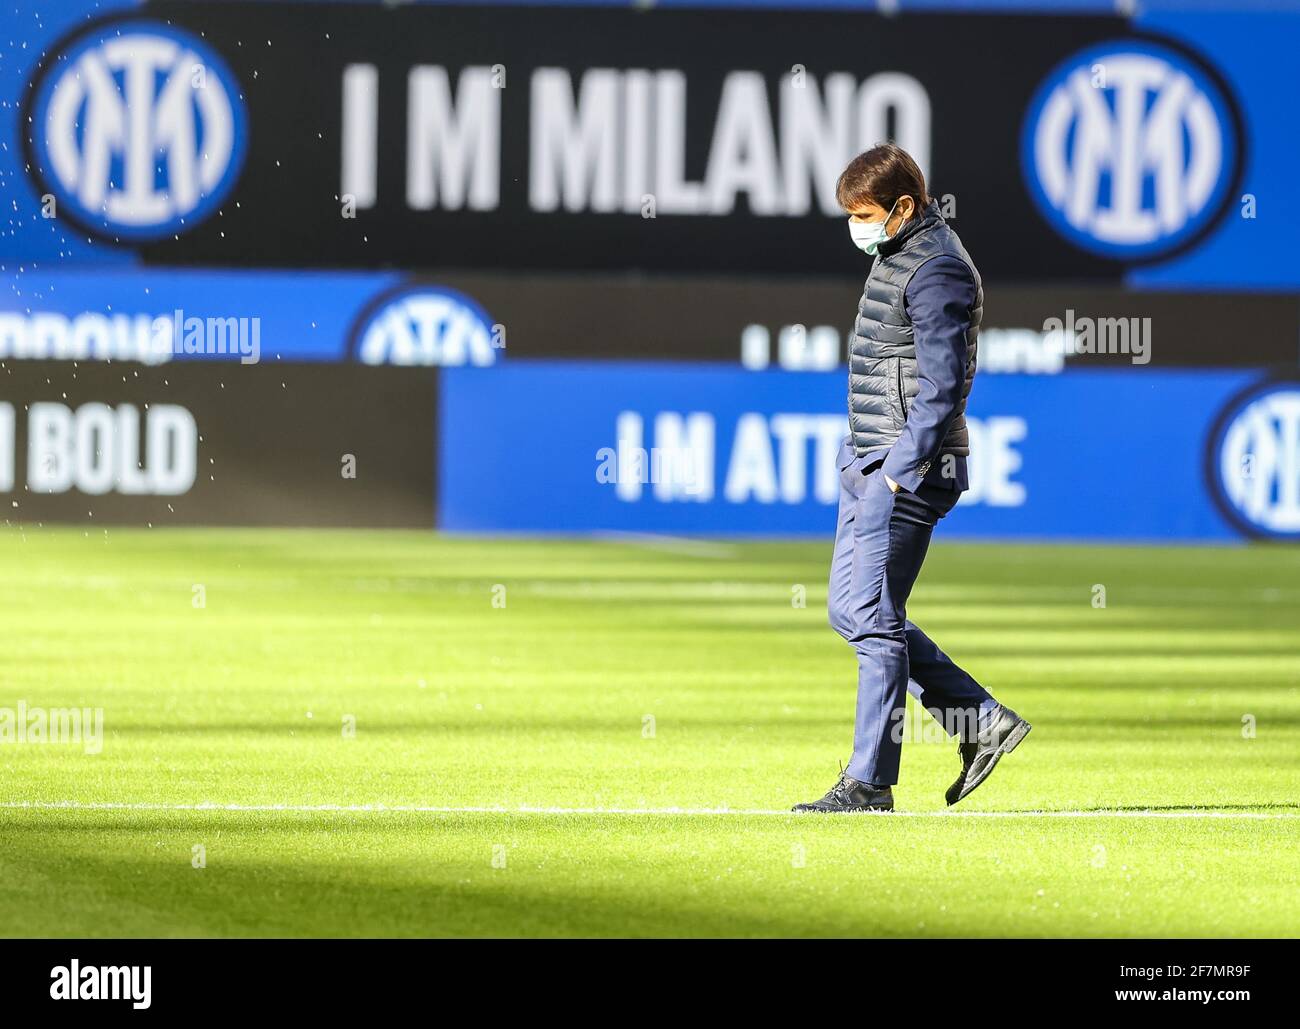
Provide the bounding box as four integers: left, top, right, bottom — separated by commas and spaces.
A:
946, 704, 1031, 806
793, 772, 893, 813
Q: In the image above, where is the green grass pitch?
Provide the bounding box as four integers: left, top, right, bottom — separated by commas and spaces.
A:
1, 526, 1297, 937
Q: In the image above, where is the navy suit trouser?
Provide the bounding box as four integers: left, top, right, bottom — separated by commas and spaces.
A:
828, 443, 994, 785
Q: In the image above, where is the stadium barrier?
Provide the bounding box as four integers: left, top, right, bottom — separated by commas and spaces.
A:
2, 268, 1297, 540
2, 361, 437, 527
440, 362, 1297, 542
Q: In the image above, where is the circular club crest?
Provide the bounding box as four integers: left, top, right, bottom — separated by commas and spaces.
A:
1021, 39, 1241, 261
1207, 380, 1300, 540
25, 19, 248, 242
347, 284, 498, 367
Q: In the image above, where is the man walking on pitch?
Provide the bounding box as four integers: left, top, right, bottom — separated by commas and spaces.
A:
794, 144, 1030, 813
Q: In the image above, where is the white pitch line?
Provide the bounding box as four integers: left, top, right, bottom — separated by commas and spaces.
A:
0, 801, 1296, 819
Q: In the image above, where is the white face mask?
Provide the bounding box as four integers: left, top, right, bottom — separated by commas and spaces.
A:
848, 198, 901, 256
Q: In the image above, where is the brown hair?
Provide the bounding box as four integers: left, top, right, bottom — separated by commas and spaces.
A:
835, 143, 929, 214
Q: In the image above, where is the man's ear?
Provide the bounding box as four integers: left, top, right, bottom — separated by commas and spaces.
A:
889, 196, 914, 233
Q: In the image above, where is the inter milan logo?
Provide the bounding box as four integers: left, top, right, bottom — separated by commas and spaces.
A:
1021, 39, 1240, 260
349, 285, 498, 366
1209, 382, 1300, 540
26, 20, 247, 241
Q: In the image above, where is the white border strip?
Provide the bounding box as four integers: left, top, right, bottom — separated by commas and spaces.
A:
0, 801, 1296, 819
